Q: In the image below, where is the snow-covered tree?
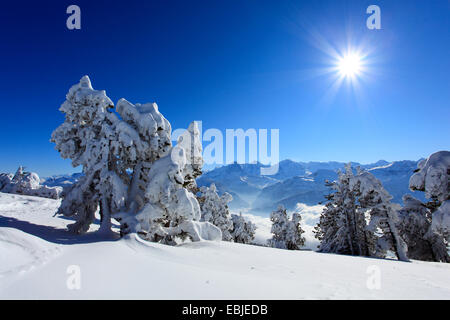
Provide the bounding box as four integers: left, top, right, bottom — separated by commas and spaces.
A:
397, 195, 442, 261
111, 98, 172, 234
268, 205, 305, 250
315, 164, 408, 261
2, 166, 40, 193
0, 167, 62, 199
410, 151, 450, 204
231, 213, 256, 244
351, 169, 409, 261
314, 164, 369, 255
285, 212, 305, 250
119, 139, 221, 244
176, 121, 204, 193
125, 121, 221, 244
268, 205, 290, 249
0, 173, 13, 191
409, 151, 450, 241
51, 76, 118, 233
397, 151, 450, 262
197, 184, 233, 241
433, 201, 450, 244
52, 76, 221, 244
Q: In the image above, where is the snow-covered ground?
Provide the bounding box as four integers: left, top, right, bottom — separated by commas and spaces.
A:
1, 192, 449, 299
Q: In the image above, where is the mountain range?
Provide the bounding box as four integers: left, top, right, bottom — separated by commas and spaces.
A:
196, 159, 426, 215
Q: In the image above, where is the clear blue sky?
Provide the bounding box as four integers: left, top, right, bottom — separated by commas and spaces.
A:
0, 0, 449, 177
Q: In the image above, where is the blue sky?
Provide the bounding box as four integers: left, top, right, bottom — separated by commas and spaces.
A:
0, 0, 449, 176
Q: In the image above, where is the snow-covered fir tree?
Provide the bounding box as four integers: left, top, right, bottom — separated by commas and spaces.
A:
51, 76, 118, 233
122, 135, 221, 244
268, 205, 305, 250
197, 184, 233, 241
351, 169, 409, 261
268, 205, 290, 249
433, 201, 450, 245
230, 213, 256, 244
314, 164, 369, 255
397, 195, 440, 261
285, 212, 305, 250
176, 121, 204, 193
51, 76, 220, 243
397, 151, 450, 262
315, 164, 408, 261
409, 151, 450, 242
110, 98, 172, 235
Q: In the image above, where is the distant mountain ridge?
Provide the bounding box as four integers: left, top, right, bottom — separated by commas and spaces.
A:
196, 159, 426, 215
41, 173, 83, 188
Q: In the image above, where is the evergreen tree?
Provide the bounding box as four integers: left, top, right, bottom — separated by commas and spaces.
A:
314, 164, 369, 255
231, 213, 256, 244
51, 75, 120, 233
397, 195, 440, 261
397, 151, 450, 262
0, 167, 62, 199
268, 205, 305, 250
315, 164, 408, 261
124, 132, 221, 244
351, 169, 409, 261
0, 173, 13, 191
52, 76, 221, 243
198, 183, 233, 241
285, 212, 305, 250
268, 205, 290, 249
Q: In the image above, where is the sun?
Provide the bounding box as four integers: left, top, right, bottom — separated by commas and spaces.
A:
337, 53, 362, 78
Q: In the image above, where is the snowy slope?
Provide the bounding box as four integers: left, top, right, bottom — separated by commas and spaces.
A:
1, 192, 449, 299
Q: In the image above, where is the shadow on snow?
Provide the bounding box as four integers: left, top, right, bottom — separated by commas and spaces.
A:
0, 215, 120, 245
